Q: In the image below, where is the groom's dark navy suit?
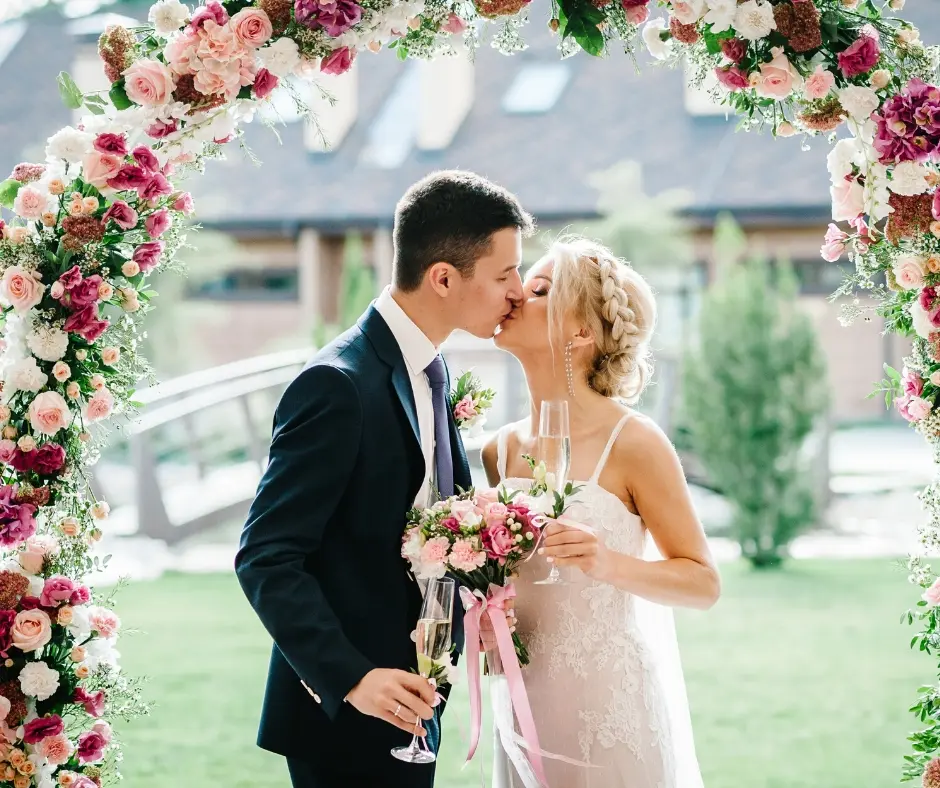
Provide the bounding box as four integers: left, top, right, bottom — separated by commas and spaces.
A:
235, 305, 471, 787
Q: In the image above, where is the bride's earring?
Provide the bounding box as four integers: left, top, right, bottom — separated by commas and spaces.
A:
565, 342, 575, 397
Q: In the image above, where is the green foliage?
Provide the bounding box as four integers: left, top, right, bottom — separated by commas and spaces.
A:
682, 214, 829, 567
313, 233, 377, 347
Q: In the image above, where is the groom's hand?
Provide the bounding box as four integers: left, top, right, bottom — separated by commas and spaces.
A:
345, 668, 437, 736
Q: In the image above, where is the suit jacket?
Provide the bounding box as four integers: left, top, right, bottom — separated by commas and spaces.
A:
235, 305, 471, 780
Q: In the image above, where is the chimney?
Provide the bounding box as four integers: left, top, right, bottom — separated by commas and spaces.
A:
416, 49, 473, 151
305, 63, 358, 153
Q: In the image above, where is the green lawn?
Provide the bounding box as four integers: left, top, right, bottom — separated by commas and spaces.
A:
112, 560, 928, 787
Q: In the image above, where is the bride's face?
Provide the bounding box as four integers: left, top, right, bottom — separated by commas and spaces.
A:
494, 256, 557, 355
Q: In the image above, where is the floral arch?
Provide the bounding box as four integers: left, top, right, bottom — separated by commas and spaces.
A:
0, 0, 937, 784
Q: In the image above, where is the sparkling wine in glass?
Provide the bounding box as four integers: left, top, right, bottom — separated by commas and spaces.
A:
391, 577, 454, 764
534, 400, 571, 586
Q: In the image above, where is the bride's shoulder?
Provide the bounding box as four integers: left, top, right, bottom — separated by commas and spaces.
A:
611, 410, 678, 467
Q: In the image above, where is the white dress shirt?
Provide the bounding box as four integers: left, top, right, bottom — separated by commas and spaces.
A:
374, 287, 439, 509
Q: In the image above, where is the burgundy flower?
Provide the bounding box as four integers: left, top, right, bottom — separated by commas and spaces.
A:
18, 596, 41, 611
23, 714, 64, 744
107, 165, 149, 191
715, 66, 749, 91
74, 687, 105, 717
720, 38, 747, 64
253, 68, 279, 100
132, 146, 160, 173
0, 610, 15, 657
9, 449, 36, 474
64, 304, 110, 342
0, 573, 28, 610
189, 0, 228, 30
33, 443, 65, 476
78, 730, 108, 763
139, 172, 172, 201
93, 133, 128, 156
440, 516, 461, 534
295, 0, 362, 36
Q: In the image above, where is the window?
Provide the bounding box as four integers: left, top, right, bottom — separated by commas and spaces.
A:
187, 268, 300, 302
502, 63, 570, 114
359, 62, 421, 168
791, 258, 853, 295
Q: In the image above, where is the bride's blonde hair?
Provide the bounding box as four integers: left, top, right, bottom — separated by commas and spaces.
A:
546, 236, 656, 404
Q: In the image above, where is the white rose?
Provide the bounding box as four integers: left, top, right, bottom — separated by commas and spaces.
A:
827, 138, 862, 178
641, 18, 671, 60
930, 370, 940, 387
26, 326, 69, 362
837, 85, 880, 121
911, 300, 937, 340
27, 574, 44, 598
703, 0, 736, 31
45, 127, 94, 164
889, 160, 931, 196
257, 38, 301, 79
894, 255, 927, 289
733, 0, 776, 41
148, 0, 190, 34
5, 357, 48, 394
18, 661, 60, 701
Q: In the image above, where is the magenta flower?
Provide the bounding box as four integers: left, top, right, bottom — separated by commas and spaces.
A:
23, 714, 64, 744
295, 0, 362, 36
145, 209, 171, 239
189, 0, 228, 31
139, 172, 172, 201
102, 200, 139, 230
715, 66, 749, 92
253, 68, 279, 100
93, 133, 128, 156
68, 275, 104, 309
0, 486, 36, 548
108, 165, 150, 191
133, 241, 164, 273
77, 729, 108, 763
838, 32, 880, 78
873, 79, 940, 163
321, 46, 355, 75
74, 687, 106, 717
32, 443, 66, 476
58, 265, 82, 290
133, 146, 160, 172
40, 575, 75, 607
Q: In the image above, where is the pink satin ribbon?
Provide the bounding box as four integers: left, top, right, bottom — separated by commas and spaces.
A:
460, 583, 548, 788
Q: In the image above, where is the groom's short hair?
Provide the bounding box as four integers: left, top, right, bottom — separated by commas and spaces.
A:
392, 170, 534, 292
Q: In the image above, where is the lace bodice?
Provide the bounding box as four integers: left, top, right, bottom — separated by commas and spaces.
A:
492, 413, 694, 788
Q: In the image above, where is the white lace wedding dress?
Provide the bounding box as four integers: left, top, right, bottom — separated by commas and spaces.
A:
491, 414, 704, 788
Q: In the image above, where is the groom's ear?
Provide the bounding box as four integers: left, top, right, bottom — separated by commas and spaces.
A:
427, 262, 456, 296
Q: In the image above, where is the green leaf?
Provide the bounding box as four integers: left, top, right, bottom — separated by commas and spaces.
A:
884, 363, 901, 381
85, 102, 106, 116
109, 80, 133, 111
558, 0, 605, 56
84, 94, 108, 107
56, 71, 84, 110
0, 179, 22, 210
396, 45, 409, 61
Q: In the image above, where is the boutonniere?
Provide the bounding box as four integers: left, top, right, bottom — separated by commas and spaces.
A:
449, 371, 495, 436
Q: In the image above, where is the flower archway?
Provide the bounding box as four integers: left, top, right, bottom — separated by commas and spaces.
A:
0, 0, 937, 783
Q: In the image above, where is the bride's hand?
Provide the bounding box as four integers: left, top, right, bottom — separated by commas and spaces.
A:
540, 520, 611, 580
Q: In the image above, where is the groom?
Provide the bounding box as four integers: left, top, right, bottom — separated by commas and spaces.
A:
235, 170, 534, 788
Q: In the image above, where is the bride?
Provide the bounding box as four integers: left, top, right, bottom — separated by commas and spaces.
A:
481, 235, 720, 788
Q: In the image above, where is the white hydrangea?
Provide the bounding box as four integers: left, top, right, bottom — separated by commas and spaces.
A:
84, 637, 121, 671
733, 0, 776, 41
838, 85, 880, 122
827, 138, 862, 178
889, 160, 931, 196
19, 661, 60, 701
149, 0, 191, 35
45, 126, 94, 164
257, 38, 301, 79
5, 357, 48, 395
26, 325, 69, 363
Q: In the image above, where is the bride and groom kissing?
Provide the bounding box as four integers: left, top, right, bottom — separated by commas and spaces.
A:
235, 170, 721, 788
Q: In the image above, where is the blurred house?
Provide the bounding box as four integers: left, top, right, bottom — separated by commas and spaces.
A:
0, 1, 935, 420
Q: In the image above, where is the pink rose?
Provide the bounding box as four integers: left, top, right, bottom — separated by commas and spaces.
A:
172, 192, 195, 214
820, 223, 848, 262
0, 441, 16, 465
189, 0, 229, 31
50, 281, 65, 299
102, 200, 138, 230
39, 734, 72, 765
81, 151, 123, 190
145, 209, 171, 239
132, 146, 160, 172
231, 7, 273, 47
715, 66, 749, 92
253, 67, 279, 99
453, 394, 478, 421
24, 714, 63, 744
442, 13, 467, 34
838, 33, 880, 78
147, 118, 179, 139
804, 64, 835, 100
449, 499, 482, 526
133, 240, 164, 272
11, 609, 51, 651
756, 49, 801, 100
77, 730, 107, 764
89, 606, 120, 639
624, 3, 649, 24
85, 389, 114, 423
92, 720, 112, 743
1, 266, 45, 313
13, 186, 47, 221
474, 488, 500, 505
894, 255, 926, 290
73, 687, 105, 717
484, 502, 509, 528
41, 575, 75, 607
123, 59, 177, 107
93, 133, 127, 156
70, 585, 90, 606
908, 396, 933, 421
831, 176, 865, 222
481, 523, 514, 559
28, 392, 73, 436
139, 172, 172, 201
321, 47, 355, 76
108, 165, 149, 191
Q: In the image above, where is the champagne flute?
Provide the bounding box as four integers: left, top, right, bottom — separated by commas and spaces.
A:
391, 577, 455, 764
534, 400, 571, 586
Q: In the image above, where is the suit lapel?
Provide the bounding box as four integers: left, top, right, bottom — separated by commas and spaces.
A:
391, 360, 422, 455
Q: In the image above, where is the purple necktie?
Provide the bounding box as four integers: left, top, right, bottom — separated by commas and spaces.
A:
424, 355, 454, 500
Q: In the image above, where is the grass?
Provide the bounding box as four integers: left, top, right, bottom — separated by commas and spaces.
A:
111, 559, 929, 787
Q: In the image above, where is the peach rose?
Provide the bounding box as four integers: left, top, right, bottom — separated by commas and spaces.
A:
1, 427, 16, 441
90, 374, 106, 390
74, 664, 90, 679
803, 64, 835, 100
91, 501, 110, 520
11, 609, 52, 651
0, 406, 9, 425
41, 213, 56, 227
14, 773, 28, 788
57, 606, 73, 626
893, 254, 926, 289
16, 436, 35, 453
52, 362, 70, 382
2, 266, 46, 313
230, 8, 273, 48
28, 391, 72, 436
85, 389, 114, 422
101, 347, 120, 366
59, 772, 76, 787
66, 382, 81, 400
81, 151, 122, 190
48, 179, 65, 196
931, 220, 940, 238
18, 548, 44, 575
756, 49, 802, 100
927, 255, 940, 274
60, 518, 80, 538
121, 261, 140, 278
82, 197, 99, 214
123, 59, 177, 107
70, 645, 86, 662
9, 227, 28, 245
75, 349, 87, 362
98, 282, 114, 301
870, 68, 891, 89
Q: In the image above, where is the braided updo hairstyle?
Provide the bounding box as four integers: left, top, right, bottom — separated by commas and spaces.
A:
547, 236, 656, 404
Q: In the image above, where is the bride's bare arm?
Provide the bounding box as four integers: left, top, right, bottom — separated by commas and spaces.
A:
543, 418, 720, 610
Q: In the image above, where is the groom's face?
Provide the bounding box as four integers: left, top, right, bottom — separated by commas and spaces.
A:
451, 227, 524, 338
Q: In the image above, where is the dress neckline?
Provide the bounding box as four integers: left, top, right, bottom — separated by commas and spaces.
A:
501, 477, 641, 523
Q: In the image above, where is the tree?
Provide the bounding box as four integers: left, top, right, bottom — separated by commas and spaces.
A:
313, 233, 377, 347
682, 213, 829, 568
